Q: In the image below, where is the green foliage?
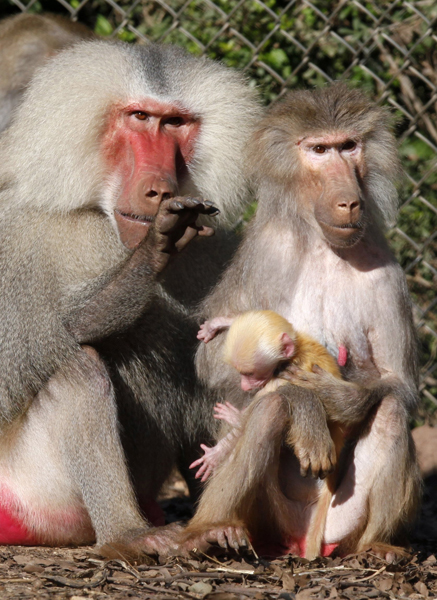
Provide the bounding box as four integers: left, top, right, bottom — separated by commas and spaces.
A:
94, 14, 112, 36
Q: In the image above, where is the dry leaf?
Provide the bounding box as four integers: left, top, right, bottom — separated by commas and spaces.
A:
375, 577, 393, 592
399, 581, 415, 595
12, 556, 30, 565
414, 581, 429, 597
108, 572, 136, 583
295, 573, 310, 588
58, 560, 77, 571
23, 563, 45, 574
189, 581, 214, 595
282, 572, 295, 591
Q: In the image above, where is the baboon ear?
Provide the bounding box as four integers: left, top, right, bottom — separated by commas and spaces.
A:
280, 333, 295, 359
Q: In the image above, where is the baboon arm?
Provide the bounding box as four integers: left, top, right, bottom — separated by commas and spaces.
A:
65, 197, 218, 344
0, 197, 216, 424
283, 368, 417, 426
63, 255, 157, 345
277, 384, 336, 479
0, 236, 153, 424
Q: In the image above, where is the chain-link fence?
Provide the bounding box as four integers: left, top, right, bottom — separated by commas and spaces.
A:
3, 0, 437, 413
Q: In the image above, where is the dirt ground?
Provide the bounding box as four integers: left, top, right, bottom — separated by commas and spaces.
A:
0, 427, 436, 600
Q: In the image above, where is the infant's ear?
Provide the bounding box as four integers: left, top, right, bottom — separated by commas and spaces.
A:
280, 333, 295, 359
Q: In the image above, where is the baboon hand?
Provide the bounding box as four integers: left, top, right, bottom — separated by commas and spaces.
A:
197, 316, 234, 342
99, 522, 184, 563
290, 423, 337, 479
214, 402, 243, 428
189, 443, 222, 482
144, 196, 219, 272
279, 383, 337, 479
180, 522, 252, 555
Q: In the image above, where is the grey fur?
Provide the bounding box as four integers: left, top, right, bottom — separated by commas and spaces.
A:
0, 40, 261, 551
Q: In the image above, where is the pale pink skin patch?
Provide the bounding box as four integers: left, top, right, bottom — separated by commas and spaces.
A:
338, 345, 347, 367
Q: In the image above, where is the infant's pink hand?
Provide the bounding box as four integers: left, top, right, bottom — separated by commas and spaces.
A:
197, 323, 213, 343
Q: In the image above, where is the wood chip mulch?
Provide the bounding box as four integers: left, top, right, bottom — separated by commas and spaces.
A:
0, 544, 436, 600
0, 466, 435, 599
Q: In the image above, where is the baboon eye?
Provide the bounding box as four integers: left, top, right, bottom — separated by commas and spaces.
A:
313, 145, 327, 154
163, 116, 185, 127
342, 140, 357, 151
132, 111, 148, 121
